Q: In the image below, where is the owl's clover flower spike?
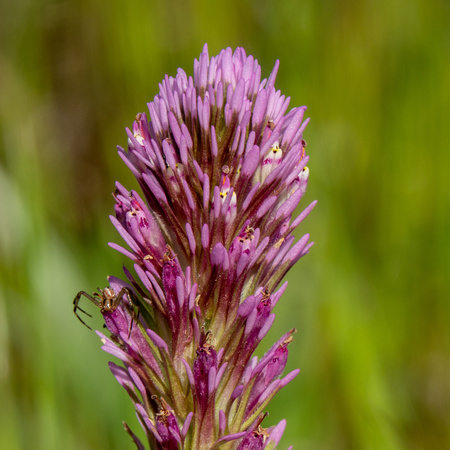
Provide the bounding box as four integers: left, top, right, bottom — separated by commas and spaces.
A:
74, 43, 316, 449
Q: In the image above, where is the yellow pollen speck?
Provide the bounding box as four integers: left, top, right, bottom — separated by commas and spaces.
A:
274, 237, 285, 248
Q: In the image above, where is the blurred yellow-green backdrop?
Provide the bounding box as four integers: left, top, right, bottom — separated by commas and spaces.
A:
1, 0, 449, 448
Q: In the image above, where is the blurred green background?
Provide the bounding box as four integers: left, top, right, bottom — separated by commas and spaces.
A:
1, 0, 449, 448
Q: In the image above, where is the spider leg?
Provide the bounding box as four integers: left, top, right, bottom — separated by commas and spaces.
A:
112, 287, 129, 309
118, 287, 141, 339
73, 291, 100, 330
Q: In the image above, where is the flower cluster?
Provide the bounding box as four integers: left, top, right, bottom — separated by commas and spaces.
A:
77, 44, 315, 449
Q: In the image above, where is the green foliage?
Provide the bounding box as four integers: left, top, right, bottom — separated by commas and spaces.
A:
1, 0, 449, 448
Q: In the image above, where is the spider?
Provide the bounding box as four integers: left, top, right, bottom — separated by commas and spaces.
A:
73, 286, 138, 335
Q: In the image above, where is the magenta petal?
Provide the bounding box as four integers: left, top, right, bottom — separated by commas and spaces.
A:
219, 410, 226, 435
211, 243, 226, 267
281, 369, 301, 387
266, 419, 286, 446
276, 186, 304, 220
281, 107, 306, 148
241, 146, 261, 178
108, 362, 134, 392
267, 59, 280, 88
128, 366, 147, 400
236, 295, 256, 318
290, 200, 317, 230
146, 329, 169, 352
283, 233, 310, 264
256, 196, 277, 219
252, 89, 268, 129
214, 431, 247, 446
181, 412, 194, 439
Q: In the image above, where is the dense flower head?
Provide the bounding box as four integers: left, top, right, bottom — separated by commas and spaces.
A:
77, 44, 315, 449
